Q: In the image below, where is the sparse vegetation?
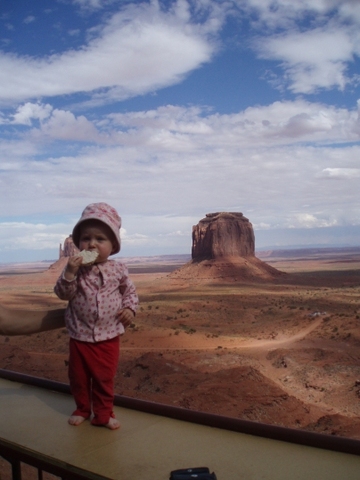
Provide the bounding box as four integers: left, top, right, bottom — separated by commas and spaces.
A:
1, 248, 360, 438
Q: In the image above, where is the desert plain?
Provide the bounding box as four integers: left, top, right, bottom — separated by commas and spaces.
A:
0, 247, 360, 442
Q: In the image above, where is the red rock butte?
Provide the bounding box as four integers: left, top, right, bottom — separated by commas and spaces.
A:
59, 235, 79, 258
170, 212, 283, 282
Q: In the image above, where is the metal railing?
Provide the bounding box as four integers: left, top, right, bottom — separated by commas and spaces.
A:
1, 368, 360, 480
0, 438, 109, 480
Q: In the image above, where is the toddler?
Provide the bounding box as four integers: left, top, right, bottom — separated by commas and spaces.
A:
54, 203, 138, 430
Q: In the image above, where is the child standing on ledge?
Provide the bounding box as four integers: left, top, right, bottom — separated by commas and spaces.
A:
54, 203, 138, 430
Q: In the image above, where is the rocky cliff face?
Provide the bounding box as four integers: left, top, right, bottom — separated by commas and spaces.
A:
192, 212, 255, 260
50, 235, 79, 275
170, 212, 283, 283
59, 235, 79, 258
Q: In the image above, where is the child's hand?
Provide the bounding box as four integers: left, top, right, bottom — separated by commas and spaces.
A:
117, 308, 135, 329
64, 255, 83, 281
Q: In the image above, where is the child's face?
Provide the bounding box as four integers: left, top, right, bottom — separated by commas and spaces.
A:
78, 221, 116, 263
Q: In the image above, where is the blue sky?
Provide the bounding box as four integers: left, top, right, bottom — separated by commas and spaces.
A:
0, 0, 360, 262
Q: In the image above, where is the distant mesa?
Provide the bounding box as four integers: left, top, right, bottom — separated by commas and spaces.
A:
192, 212, 255, 260
48, 235, 79, 274
59, 235, 79, 259
171, 212, 284, 282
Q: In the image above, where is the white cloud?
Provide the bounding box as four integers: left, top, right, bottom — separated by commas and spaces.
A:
237, 0, 360, 93
10, 98, 359, 149
241, 0, 359, 26
339, 2, 360, 23
0, 222, 69, 251
1, 101, 359, 226
105, 99, 360, 147
1, 100, 359, 227
0, 2, 219, 105
258, 27, 355, 93
9, 98, 357, 147
288, 213, 338, 229
8, 102, 99, 141
38, 109, 99, 141
0, 138, 39, 158
12, 103, 53, 125
121, 233, 149, 247
321, 167, 360, 178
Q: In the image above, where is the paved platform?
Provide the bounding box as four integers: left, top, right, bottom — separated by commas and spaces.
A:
1, 377, 360, 479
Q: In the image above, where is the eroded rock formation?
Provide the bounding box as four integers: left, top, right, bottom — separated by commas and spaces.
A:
170, 212, 283, 283
49, 235, 80, 275
59, 235, 79, 259
192, 212, 255, 260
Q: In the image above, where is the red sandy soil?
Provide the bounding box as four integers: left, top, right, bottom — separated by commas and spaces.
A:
0, 251, 360, 444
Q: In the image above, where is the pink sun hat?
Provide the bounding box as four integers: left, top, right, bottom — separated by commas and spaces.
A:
72, 203, 121, 254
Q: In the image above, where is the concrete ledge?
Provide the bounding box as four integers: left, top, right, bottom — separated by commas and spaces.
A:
1, 374, 360, 479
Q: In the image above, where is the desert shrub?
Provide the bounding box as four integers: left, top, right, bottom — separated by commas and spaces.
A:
186, 328, 196, 335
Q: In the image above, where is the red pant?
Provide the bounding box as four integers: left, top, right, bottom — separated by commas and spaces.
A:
68, 336, 120, 425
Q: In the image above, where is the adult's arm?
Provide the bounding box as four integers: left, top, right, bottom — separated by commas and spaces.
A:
0, 305, 65, 336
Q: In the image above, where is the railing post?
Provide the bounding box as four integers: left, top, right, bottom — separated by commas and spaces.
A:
11, 459, 22, 480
